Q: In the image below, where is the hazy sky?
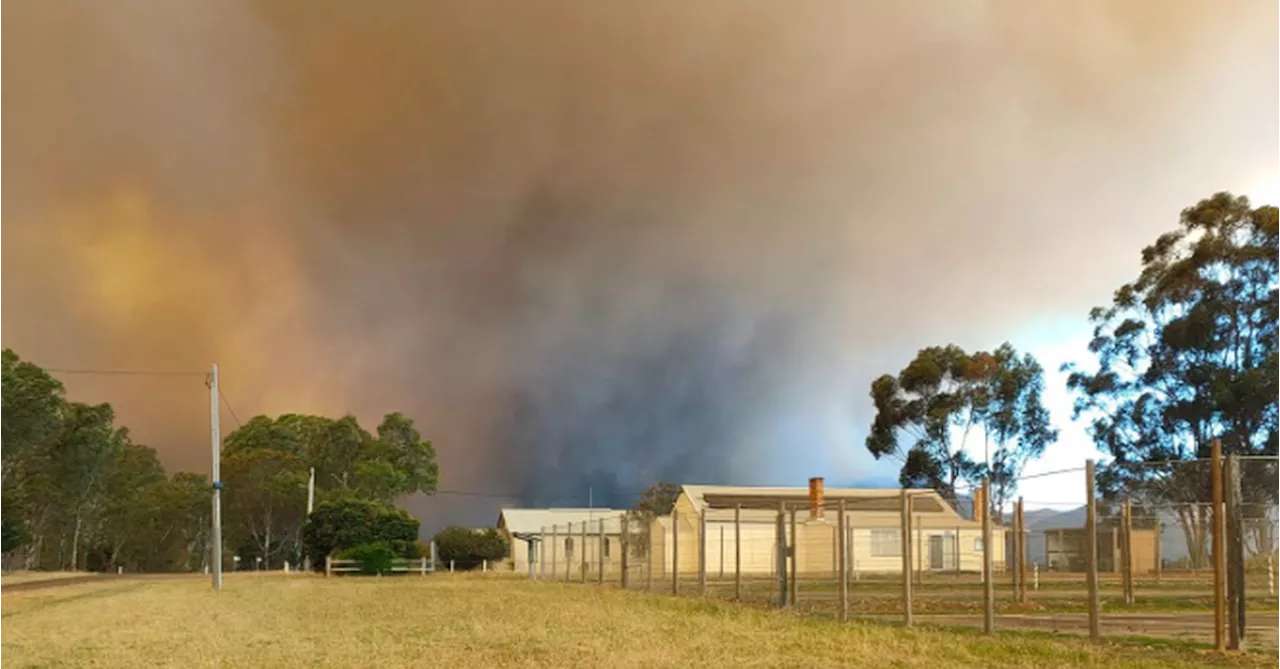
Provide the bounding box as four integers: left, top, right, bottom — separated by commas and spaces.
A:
3, 1, 1277, 527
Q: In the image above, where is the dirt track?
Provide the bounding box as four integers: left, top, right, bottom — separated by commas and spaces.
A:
902, 611, 1280, 651
2, 573, 202, 593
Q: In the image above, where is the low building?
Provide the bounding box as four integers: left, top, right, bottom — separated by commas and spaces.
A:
648, 479, 1005, 577
496, 508, 623, 575
1042, 525, 1159, 574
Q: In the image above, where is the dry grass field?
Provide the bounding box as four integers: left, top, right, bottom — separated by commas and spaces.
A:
1, 573, 1271, 668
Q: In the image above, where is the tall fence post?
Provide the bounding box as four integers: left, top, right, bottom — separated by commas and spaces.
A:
1010, 500, 1019, 601
789, 507, 798, 607
1154, 521, 1162, 585
981, 478, 993, 635
1122, 499, 1134, 606
698, 509, 707, 595
954, 525, 962, 578
838, 499, 848, 621
1018, 498, 1028, 605
580, 520, 588, 584
915, 513, 923, 587
720, 524, 725, 581
1211, 439, 1225, 651
1225, 452, 1244, 650
620, 514, 630, 589
1085, 459, 1100, 641
734, 504, 742, 601
901, 490, 913, 627
566, 522, 574, 582
777, 501, 787, 607
540, 527, 547, 581
325, 555, 332, 578
598, 519, 606, 585
672, 509, 681, 595
645, 518, 653, 591
551, 524, 559, 583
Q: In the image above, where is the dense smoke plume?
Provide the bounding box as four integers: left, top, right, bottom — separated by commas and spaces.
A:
4, 1, 1276, 526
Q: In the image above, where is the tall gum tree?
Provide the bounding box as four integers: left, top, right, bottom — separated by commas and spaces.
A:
1065, 192, 1279, 567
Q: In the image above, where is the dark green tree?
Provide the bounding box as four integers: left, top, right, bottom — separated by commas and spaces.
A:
1065, 192, 1278, 568
301, 496, 420, 569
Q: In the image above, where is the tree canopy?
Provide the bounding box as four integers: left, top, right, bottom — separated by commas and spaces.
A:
1065, 192, 1278, 566
0, 348, 440, 573
865, 343, 1057, 515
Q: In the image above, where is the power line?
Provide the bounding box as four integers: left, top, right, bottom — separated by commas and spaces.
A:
44, 367, 205, 378
218, 390, 243, 428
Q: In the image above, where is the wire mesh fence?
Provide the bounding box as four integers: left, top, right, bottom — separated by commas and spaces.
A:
514, 448, 1277, 652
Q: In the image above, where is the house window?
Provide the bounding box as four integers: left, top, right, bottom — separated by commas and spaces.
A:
565, 537, 574, 557
604, 538, 611, 558
870, 529, 901, 557
973, 538, 984, 552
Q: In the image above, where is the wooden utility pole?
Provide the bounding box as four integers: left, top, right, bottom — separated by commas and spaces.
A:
901, 490, 914, 628
838, 499, 848, 621
1085, 460, 1100, 641
981, 478, 994, 635
1211, 439, 1225, 651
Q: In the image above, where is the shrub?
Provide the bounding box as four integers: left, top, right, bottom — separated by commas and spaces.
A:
433, 526, 508, 568
336, 542, 397, 575
303, 497, 420, 569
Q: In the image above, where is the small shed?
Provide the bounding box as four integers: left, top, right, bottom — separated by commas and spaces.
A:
1042, 525, 1159, 574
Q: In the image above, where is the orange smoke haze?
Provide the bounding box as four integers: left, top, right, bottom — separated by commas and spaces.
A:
3, 1, 1276, 526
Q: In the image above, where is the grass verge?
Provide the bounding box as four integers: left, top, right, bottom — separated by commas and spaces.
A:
1, 573, 1271, 668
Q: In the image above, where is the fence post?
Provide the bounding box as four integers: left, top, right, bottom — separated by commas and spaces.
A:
720, 524, 725, 581
838, 499, 848, 621
698, 510, 708, 595
777, 501, 787, 607
849, 521, 857, 582
1122, 499, 1134, 606
551, 524, 559, 583
734, 504, 742, 600
450, 559, 455, 573
645, 519, 653, 591
915, 513, 923, 587
1018, 498, 1028, 605
955, 525, 961, 578
1085, 459, 1100, 641
981, 477, 993, 635
900, 490, 914, 627
598, 519, 606, 585
672, 509, 681, 595
1033, 563, 1039, 591
1225, 453, 1244, 650
1211, 439, 1225, 651
325, 555, 332, 578
420, 556, 427, 576
1154, 521, 1162, 585
579, 520, 588, 584
789, 507, 798, 607
620, 514, 629, 589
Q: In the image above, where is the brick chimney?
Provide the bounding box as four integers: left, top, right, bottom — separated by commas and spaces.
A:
809, 477, 824, 519
972, 486, 985, 525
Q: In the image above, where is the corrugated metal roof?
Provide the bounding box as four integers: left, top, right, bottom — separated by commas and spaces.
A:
680, 484, 992, 528
498, 508, 625, 535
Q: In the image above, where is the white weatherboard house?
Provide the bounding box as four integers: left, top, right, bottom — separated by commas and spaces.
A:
649, 480, 1004, 577
497, 508, 624, 575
